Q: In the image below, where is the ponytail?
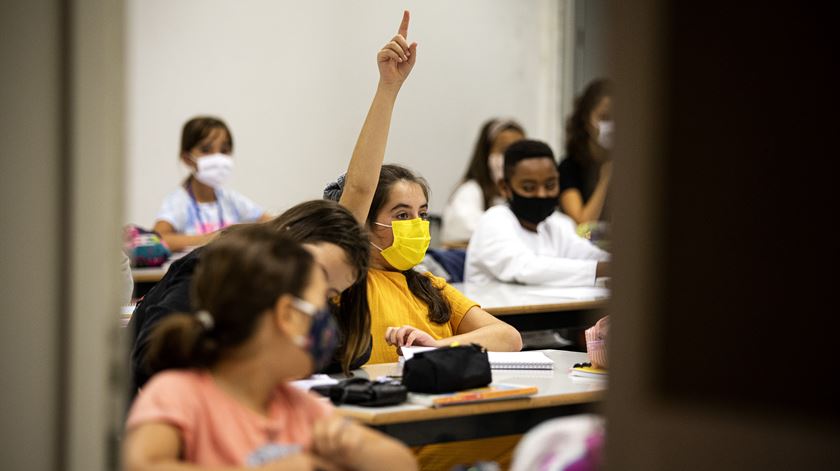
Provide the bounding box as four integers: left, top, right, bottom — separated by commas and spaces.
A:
144, 313, 221, 375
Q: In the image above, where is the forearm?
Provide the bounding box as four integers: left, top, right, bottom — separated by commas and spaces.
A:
579, 178, 609, 223
488, 250, 599, 287
159, 233, 214, 252
339, 82, 401, 224
343, 427, 417, 471
126, 461, 243, 471
440, 322, 522, 352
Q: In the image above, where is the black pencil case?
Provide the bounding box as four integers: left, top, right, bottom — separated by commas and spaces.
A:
311, 377, 407, 407
402, 343, 492, 394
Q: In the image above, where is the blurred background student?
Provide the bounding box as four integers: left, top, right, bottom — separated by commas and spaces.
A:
153, 116, 271, 252
441, 118, 525, 247
558, 79, 613, 226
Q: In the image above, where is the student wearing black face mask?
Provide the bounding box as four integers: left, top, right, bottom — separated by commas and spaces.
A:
464, 139, 610, 286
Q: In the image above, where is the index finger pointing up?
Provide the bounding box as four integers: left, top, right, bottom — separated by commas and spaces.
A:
398, 10, 410, 39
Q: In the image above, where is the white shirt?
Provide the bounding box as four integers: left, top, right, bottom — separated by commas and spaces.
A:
155, 186, 264, 235
442, 180, 505, 244
465, 205, 610, 286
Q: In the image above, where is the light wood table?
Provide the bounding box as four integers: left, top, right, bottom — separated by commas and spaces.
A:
336, 350, 605, 445
131, 265, 169, 283
450, 282, 609, 332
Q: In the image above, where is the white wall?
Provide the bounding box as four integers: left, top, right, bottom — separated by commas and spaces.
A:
127, 0, 567, 225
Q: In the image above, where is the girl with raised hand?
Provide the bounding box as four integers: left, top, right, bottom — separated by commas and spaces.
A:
129, 11, 418, 392
123, 225, 416, 470
154, 116, 273, 252
326, 164, 522, 365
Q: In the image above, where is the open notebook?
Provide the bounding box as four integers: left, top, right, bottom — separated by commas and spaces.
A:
400, 346, 554, 370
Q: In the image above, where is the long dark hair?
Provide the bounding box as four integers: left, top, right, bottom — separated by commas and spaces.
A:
145, 226, 313, 374
265, 200, 371, 373
460, 118, 525, 209
369, 165, 452, 324
564, 79, 612, 171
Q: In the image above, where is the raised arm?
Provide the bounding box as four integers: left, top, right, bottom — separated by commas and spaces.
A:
339, 10, 418, 224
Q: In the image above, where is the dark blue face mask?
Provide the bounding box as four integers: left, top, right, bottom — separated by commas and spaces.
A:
291, 298, 339, 372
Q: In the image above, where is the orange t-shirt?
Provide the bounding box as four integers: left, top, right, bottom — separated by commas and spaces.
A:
126, 370, 332, 467
366, 269, 479, 364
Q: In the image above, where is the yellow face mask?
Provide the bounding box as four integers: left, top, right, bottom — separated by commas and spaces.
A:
372, 218, 431, 271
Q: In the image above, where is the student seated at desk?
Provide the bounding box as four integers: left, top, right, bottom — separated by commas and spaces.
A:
324, 164, 522, 365
441, 118, 525, 247
559, 78, 613, 225
153, 116, 272, 252
123, 226, 416, 470
465, 139, 610, 286
130, 10, 419, 393
325, 164, 524, 471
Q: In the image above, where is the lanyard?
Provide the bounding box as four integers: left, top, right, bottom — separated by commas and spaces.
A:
185, 183, 225, 234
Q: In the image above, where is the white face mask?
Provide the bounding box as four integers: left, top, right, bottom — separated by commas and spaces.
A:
487, 152, 504, 184
192, 153, 234, 188
596, 120, 614, 150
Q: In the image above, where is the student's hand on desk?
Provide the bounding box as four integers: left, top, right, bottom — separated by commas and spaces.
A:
385, 325, 438, 348
377, 10, 417, 87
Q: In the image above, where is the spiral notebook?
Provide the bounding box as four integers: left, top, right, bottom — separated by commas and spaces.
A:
487, 351, 554, 370
400, 347, 554, 370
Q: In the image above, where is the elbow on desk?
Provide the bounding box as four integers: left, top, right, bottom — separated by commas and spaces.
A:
505, 323, 524, 352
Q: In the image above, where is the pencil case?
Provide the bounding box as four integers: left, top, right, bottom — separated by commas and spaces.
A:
402, 343, 492, 394
311, 377, 407, 407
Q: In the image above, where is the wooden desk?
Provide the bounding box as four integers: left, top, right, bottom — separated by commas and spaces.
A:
336, 350, 604, 445
450, 282, 609, 331
131, 265, 169, 283
130, 250, 193, 283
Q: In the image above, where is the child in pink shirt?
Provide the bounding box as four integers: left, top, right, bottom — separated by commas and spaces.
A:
123, 224, 416, 470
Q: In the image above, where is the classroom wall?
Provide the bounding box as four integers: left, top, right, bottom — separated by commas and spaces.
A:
126, 0, 567, 226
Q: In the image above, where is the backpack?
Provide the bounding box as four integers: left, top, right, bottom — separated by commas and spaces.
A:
122, 224, 171, 268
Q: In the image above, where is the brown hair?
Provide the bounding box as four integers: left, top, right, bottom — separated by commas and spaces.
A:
265, 200, 371, 373
564, 79, 612, 172
180, 116, 233, 155
144, 225, 314, 374
367, 164, 452, 324
459, 119, 525, 209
